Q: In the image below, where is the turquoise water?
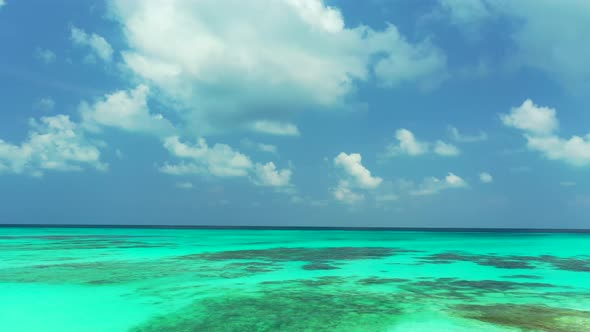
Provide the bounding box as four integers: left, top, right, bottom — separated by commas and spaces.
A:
1, 227, 590, 331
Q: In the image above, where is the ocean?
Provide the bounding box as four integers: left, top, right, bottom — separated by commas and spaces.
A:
1, 226, 590, 331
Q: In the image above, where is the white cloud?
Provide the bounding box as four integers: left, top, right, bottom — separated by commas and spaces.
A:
109, 0, 447, 134
34, 97, 55, 112
448, 126, 487, 142
434, 140, 460, 156
70, 26, 114, 62
479, 172, 493, 183
525, 134, 590, 166
334, 152, 382, 189
253, 162, 292, 187
161, 136, 293, 188
80, 85, 174, 136
333, 181, 365, 204
0, 115, 106, 176
411, 172, 468, 196
0, 0, 5, 9
35, 48, 56, 64
249, 121, 300, 136
386, 128, 459, 157
161, 136, 253, 177
333, 152, 381, 204
502, 99, 590, 166
387, 129, 429, 156
176, 182, 193, 189
501, 99, 558, 135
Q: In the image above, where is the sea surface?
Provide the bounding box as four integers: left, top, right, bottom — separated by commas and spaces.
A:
1, 227, 590, 331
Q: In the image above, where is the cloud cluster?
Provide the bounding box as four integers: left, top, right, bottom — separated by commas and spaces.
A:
502, 99, 590, 166
386, 128, 460, 157
161, 136, 292, 188
108, 0, 447, 135
80, 85, 174, 136
333, 152, 382, 203
411, 172, 468, 196
0, 115, 106, 176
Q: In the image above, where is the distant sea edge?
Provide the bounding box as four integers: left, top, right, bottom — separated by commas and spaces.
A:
0, 224, 589, 233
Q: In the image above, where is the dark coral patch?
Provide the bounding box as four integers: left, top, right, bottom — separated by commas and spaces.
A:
130, 289, 403, 332
455, 304, 590, 332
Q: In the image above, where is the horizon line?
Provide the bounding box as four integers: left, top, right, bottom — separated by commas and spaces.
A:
1, 224, 590, 233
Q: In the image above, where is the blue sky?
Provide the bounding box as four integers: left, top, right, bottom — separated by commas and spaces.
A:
1, 0, 589, 228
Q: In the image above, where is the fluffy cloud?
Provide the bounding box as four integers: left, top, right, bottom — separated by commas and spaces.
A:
479, 172, 493, 183
502, 99, 590, 166
333, 152, 381, 203
70, 26, 114, 62
0, 115, 106, 176
161, 136, 253, 177
525, 135, 590, 166
80, 85, 175, 136
500, 99, 558, 135
34, 97, 55, 112
411, 172, 468, 196
253, 162, 292, 187
434, 140, 460, 156
334, 152, 382, 189
161, 136, 293, 187
387, 128, 460, 157
0, 0, 5, 9
108, 0, 447, 134
333, 181, 365, 204
35, 48, 56, 64
448, 126, 487, 142
439, 0, 590, 90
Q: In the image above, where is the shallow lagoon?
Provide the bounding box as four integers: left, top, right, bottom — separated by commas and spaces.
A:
1, 227, 590, 331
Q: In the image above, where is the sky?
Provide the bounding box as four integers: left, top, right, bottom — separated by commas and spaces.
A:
0, 0, 589, 228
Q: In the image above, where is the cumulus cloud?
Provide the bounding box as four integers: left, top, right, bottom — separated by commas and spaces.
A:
253, 162, 292, 187
479, 172, 493, 183
70, 26, 114, 62
333, 181, 365, 204
80, 85, 175, 136
502, 99, 590, 166
386, 128, 459, 157
35, 48, 56, 64
333, 152, 381, 204
108, 0, 447, 135
161, 136, 293, 188
34, 97, 55, 112
411, 172, 468, 196
525, 135, 590, 166
434, 140, 460, 156
0, 115, 106, 176
448, 126, 487, 142
501, 99, 558, 135
334, 152, 382, 189
160, 136, 253, 178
